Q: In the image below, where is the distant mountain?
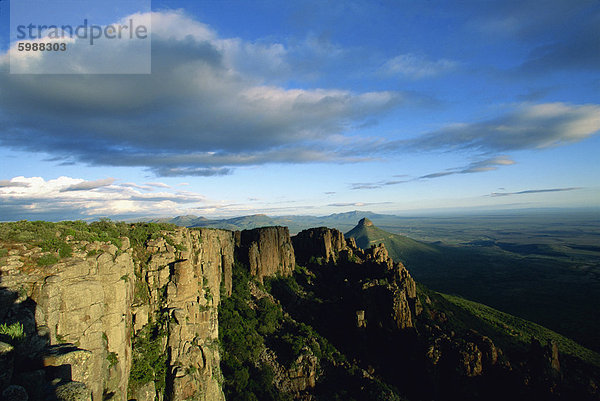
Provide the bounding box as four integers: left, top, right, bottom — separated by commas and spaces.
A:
147, 215, 208, 226
345, 217, 439, 265
318, 210, 389, 222
190, 214, 289, 231
150, 211, 393, 234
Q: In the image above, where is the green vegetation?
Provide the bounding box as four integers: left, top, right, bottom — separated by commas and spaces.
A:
441, 292, 600, 367
37, 254, 60, 266
0, 219, 177, 248
107, 351, 119, 368
133, 280, 151, 305
219, 262, 290, 401
0, 219, 178, 269
129, 316, 169, 396
345, 218, 600, 353
0, 322, 25, 340
219, 262, 406, 400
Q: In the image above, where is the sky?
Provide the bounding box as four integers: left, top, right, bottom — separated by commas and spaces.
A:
0, 0, 599, 221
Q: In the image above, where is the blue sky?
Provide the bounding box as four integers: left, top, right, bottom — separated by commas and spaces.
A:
0, 0, 599, 220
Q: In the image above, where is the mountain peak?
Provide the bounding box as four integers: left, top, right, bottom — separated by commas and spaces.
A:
358, 217, 374, 227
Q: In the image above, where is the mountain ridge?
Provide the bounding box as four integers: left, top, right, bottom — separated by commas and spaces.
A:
345, 216, 439, 266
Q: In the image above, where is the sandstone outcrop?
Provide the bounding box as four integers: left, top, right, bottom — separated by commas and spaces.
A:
236, 226, 295, 282
1, 237, 134, 401
0, 225, 300, 401
1, 221, 592, 401
292, 227, 347, 265
137, 228, 233, 401
0, 227, 234, 401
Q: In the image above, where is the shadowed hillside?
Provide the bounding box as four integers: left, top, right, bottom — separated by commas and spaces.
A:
345, 217, 439, 264
345, 218, 600, 353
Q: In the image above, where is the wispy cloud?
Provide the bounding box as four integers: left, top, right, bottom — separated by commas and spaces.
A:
153, 167, 234, 177
351, 156, 515, 190
380, 53, 458, 79
59, 178, 116, 192
490, 187, 582, 197
145, 182, 171, 189
420, 156, 515, 178
399, 103, 600, 153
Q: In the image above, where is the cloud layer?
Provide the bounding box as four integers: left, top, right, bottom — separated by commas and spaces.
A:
0, 11, 401, 176
400, 103, 600, 153
0, 176, 217, 220
1, 9, 598, 182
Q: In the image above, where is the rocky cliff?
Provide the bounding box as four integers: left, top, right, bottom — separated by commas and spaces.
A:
292, 227, 347, 265
0, 224, 296, 401
235, 226, 295, 282
1, 221, 598, 401
1, 239, 135, 401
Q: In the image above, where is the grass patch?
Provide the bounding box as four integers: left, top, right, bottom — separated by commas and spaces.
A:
0, 322, 25, 340
441, 293, 600, 367
0, 220, 178, 269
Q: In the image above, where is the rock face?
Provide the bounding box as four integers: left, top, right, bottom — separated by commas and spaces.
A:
358, 217, 374, 227
1, 239, 134, 401
293, 226, 419, 329
0, 228, 234, 401
0, 225, 299, 401
259, 348, 318, 395
2, 222, 589, 401
292, 227, 349, 265
236, 226, 296, 282
137, 228, 233, 401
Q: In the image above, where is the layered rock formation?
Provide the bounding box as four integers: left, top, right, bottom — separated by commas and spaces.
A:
0, 224, 305, 401
292, 227, 347, 265
0, 225, 294, 401
1, 239, 134, 401
235, 226, 295, 282
293, 226, 420, 329
136, 228, 234, 401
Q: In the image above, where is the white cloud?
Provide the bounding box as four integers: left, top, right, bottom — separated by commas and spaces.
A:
0, 176, 212, 219
0, 179, 30, 188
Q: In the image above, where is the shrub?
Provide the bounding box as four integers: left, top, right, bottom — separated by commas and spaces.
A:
129, 322, 168, 394
107, 351, 118, 368
37, 254, 59, 266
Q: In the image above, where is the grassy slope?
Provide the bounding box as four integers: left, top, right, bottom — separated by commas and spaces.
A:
345, 219, 600, 353
345, 220, 439, 264
439, 292, 600, 368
